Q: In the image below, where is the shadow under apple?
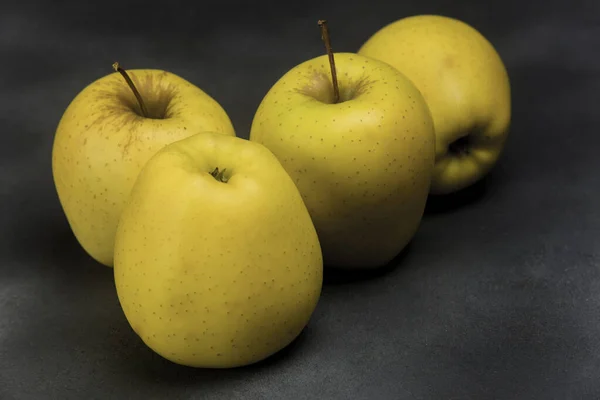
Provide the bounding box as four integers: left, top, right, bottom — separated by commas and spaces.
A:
322, 242, 413, 285
424, 174, 490, 215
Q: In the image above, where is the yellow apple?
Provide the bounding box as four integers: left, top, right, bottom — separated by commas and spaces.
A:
358, 15, 511, 194
250, 52, 435, 269
113, 132, 323, 369
52, 66, 235, 267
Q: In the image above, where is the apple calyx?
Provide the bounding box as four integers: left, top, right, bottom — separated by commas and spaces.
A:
318, 19, 340, 104
210, 167, 229, 183
112, 61, 150, 118
449, 135, 471, 156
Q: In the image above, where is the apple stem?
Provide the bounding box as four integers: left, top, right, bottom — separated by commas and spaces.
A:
318, 20, 340, 104
112, 62, 150, 118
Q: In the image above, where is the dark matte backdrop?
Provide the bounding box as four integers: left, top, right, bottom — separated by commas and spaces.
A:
1, 0, 599, 398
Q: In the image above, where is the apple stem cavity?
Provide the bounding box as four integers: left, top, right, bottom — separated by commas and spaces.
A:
210, 167, 229, 183
318, 20, 340, 104
112, 62, 150, 118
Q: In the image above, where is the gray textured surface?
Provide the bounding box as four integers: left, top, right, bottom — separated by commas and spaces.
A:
1, 0, 599, 398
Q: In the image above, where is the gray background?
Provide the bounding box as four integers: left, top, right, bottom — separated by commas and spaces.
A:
1, 0, 599, 398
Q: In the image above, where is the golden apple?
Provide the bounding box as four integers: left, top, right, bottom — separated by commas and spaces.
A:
359, 15, 511, 194
114, 132, 323, 368
52, 65, 235, 266
250, 45, 435, 269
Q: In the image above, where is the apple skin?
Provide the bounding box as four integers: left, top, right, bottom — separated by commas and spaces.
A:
113, 132, 323, 369
358, 14, 511, 194
51, 69, 235, 267
250, 52, 435, 269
